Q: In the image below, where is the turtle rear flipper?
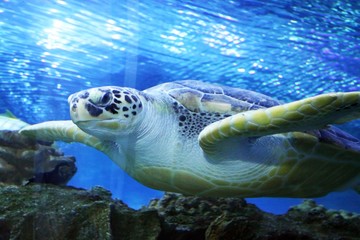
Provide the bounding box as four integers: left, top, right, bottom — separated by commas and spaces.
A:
199, 92, 360, 154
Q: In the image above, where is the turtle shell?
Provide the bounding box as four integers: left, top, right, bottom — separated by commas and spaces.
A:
146, 80, 360, 152
146, 80, 280, 115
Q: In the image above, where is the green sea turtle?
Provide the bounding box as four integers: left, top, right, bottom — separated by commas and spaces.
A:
20, 80, 360, 197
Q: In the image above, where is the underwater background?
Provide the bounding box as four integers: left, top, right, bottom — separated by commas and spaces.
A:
0, 0, 359, 214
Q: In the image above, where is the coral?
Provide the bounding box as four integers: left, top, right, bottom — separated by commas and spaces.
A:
1, 186, 359, 240
151, 193, 360, 240
287, 199, 360, 235
0, 131, 76, 185
0, 184, 160, 240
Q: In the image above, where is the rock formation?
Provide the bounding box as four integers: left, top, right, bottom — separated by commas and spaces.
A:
0, 185, 359, 240
0, 130, 76, 185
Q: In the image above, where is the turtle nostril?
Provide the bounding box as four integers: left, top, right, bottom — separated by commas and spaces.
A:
71, 104, 77, 112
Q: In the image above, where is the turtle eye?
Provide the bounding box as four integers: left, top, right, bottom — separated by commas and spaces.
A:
100, 92, 112, 105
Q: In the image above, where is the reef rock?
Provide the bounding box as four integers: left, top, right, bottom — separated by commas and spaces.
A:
150, 193, 360, 240
0, 130, 76, 185
0, 185, 359, 240
0, 184, 160, 240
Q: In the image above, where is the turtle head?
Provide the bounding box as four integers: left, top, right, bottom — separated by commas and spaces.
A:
68, 86, 144, 139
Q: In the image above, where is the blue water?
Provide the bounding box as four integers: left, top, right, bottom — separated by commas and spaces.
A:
1, 0, 360, 214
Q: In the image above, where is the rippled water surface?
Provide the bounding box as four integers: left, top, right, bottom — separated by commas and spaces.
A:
1, 0, 360, 213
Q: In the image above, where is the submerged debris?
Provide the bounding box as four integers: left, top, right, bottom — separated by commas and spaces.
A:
0, 130, 76, 185
0, 185, 359, 240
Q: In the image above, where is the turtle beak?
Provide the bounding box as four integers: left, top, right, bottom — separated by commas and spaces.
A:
68, 93, 79, 114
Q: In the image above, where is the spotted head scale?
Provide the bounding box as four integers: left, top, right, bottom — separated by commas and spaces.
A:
68, 86, 144, 139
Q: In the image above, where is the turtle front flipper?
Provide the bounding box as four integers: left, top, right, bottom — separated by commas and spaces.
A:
199, 92, 360, 154
19, 120, 109, 153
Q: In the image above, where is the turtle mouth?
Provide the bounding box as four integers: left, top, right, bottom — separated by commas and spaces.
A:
73, 118, 117, 123
75, 119, 125, 131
